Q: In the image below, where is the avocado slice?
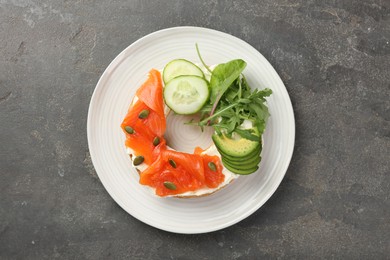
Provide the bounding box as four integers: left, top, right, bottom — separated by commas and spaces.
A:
222, 158, 259, 175
223, 155, 262, 169
212, 132, 260, 157
217, 145, 261, 162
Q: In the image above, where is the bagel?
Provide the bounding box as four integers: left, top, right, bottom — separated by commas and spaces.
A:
121, 62, 267, 198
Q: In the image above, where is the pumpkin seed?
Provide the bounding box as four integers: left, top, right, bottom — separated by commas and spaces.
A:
208, 162, 217, 172
138, 109, 150, 119
168, 159, 177, 168
124, 126, 134, 134
152, 136, 160, 146
163, 181, 177, 190
133, 156, 144, 166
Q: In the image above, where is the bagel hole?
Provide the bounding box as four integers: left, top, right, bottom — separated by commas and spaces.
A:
164, 112, 214, 153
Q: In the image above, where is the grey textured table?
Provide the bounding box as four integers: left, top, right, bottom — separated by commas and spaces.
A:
1, 0, 389, 259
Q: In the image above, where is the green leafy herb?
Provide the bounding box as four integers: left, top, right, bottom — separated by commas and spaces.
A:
209, 59, 246, 105
195, 76, 272, 136
234, 128, 260, 142
193, 44, 272, 139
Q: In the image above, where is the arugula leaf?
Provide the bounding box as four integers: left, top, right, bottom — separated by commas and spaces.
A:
234, 129, 260, 141
249, 102, 269, 122
209, 59, 246, 105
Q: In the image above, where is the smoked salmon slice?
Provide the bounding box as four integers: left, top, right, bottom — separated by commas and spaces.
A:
124, 120, 166, 165
139, 153, 204, 196
161, 150, 205, 183
121, 69, 167, 163
194, 146, 225, 188
122, 99, 165, 138
136, 69, 166, 135
201, 154, 225, 188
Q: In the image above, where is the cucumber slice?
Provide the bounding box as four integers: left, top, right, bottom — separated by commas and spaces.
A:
163, 59, 204, 83
163, 75, 209, 114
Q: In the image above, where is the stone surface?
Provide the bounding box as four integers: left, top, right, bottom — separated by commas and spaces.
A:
1, 0, 389, 259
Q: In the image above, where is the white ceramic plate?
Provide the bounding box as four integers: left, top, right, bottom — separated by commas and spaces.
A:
87, 27, 295, 234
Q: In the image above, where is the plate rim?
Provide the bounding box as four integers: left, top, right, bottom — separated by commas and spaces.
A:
87, 26, 296, 234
